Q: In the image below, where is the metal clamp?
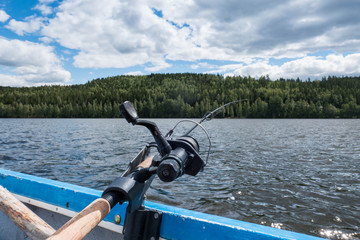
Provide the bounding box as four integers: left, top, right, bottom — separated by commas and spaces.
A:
102, 172, 162, 240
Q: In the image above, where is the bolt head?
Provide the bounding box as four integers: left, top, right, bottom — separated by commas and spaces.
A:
114, 214, 121, 225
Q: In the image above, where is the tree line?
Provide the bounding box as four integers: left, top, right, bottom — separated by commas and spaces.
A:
0, 73, 359, 118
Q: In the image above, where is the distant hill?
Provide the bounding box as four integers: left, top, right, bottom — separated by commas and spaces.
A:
1, 73, 359, 118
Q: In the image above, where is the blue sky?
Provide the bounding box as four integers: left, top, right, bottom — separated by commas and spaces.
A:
0, 0, 360, 86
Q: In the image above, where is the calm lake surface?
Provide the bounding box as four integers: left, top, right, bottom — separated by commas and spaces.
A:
0, 118, 359, 239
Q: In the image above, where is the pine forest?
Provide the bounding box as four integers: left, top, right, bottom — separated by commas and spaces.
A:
1, 74, 359, 118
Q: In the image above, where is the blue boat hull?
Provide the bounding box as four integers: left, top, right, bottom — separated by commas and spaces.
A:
0, 168, 325, 240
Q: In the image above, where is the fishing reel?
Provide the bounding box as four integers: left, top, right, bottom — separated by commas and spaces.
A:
119, 101, 205, 182
102, 100, 237, 240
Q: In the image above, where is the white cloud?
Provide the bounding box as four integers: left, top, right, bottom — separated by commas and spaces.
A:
37, 0, 360, 71
0, 38, 71, 86
205, 63, 245, 74
191, 62, 212, 70
149, 0, 360, 60
216, 53, 360, 80
33, 0, 56, 16
39, 36, 53, 44
41, 0, 176, 70
6, 16, 45, 36
0, 9, 10, 22
190, 62, 220, 70
125, 71, 143, 76
145, 59, 172, 71
0, 73, 26, 87
2, 0, 360, 84
40, 0, 252, 70
34, 4, 53, 15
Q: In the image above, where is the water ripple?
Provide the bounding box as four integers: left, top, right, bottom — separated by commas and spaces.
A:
0, 118, 359, 239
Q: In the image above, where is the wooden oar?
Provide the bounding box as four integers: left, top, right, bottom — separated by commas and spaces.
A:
47, 155, 154, 240
0, 185, 56, 240
46, 198, 110, 240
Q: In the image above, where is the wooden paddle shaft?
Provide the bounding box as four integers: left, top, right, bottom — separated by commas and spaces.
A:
0, 185, 56, 240
47, 198, 110, 240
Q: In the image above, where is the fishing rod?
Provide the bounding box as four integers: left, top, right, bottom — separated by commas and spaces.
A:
166, 99, 247, 138
164, 99, 247, 167
47, 100, 246, 240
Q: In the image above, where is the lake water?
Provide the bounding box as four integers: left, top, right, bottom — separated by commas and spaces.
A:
0, 118, 359, 239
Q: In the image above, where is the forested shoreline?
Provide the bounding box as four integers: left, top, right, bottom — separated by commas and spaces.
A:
1, 73, 360, 118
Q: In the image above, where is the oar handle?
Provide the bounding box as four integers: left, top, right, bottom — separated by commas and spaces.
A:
47, 198, 110, 240
0, 186, 56, 240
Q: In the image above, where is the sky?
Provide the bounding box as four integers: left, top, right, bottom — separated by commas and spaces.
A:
0, 0, 360, 87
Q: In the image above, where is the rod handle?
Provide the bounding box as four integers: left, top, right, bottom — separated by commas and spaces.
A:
136, 155, 154, 169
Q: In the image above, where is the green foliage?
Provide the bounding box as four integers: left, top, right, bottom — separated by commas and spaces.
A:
0, 74, 360, 118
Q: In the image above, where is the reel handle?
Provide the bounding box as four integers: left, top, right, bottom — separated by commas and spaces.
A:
120, 101, 171, 156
